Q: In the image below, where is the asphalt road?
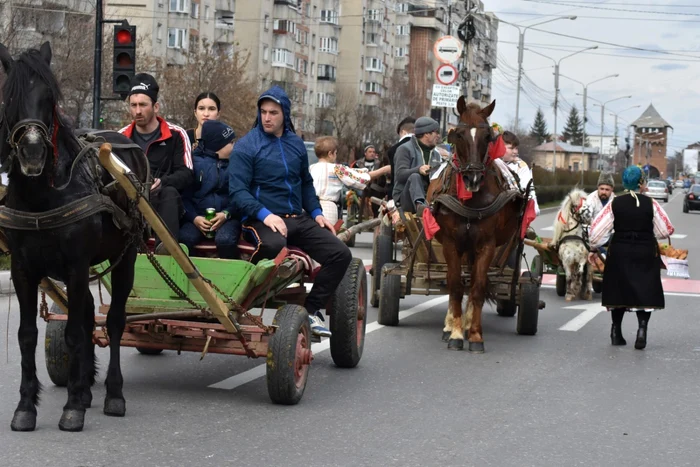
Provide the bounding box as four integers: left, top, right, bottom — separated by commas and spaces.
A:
0, 191, 698, 467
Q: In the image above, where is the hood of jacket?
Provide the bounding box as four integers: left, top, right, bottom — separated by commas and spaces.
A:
254, 85, 295, 135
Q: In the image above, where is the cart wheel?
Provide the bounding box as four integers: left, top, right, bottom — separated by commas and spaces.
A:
592, 280, 603, 294
683, 203, 689, 213
371, 234, 394, 307
267, 304, 312, 405
555, 273, 566, 297
517, 282, 540, 335
530, 255, 543, 282
45, 303, 69, 387
378, 263, 401, 326
345, 203, 359, 248
329, 258, 367, 368
136, 347, 163, 355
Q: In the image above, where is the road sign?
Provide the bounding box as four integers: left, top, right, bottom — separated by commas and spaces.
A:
436, 64, 458, 85
431, 84, 460, 108
433, 36, 463, 64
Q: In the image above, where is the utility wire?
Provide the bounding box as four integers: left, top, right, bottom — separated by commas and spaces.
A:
522, 0, 700, 16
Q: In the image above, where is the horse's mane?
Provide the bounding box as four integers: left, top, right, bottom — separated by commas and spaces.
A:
552, 187, 588, 244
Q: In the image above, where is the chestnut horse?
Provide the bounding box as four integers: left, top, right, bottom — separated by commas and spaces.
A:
427, 98, 525, 352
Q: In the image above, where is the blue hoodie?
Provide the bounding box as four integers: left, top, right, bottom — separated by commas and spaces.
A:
182, 147, 233, 222
229, 86, 322, 222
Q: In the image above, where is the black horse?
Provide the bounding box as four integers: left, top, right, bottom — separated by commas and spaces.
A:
0, 42, 149, 431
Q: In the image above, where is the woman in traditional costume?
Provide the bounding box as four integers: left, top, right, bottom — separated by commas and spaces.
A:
588, 166, 674, 349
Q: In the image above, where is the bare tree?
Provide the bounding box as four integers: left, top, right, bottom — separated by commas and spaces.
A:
376, 72, 421, 145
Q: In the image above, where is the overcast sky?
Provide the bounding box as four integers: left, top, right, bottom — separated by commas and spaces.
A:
486, 0, 700, 154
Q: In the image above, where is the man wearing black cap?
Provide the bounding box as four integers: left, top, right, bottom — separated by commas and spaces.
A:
386, 116, 415, 201
119, 73, 193, 251
392, 116, 443, 215
180, 120, 240, 259
354, 144, 379, 171
230, 85, 351, 338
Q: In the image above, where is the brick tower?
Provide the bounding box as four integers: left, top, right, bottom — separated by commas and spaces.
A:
630, 104, 671, 178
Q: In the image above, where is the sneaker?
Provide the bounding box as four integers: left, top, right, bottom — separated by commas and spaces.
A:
308, 312, 332, 338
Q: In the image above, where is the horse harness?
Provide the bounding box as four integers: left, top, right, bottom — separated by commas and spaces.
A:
556, 195, 591, 252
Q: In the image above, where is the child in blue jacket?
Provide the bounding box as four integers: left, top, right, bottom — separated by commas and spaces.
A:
180, 120, 241, 258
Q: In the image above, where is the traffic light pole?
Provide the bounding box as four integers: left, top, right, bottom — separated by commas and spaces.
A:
92, 0, 103, 129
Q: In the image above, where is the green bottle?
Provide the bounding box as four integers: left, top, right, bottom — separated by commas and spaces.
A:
205, 208, 216, 239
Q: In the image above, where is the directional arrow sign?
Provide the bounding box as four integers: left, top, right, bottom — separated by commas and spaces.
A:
559, 302, 606, 331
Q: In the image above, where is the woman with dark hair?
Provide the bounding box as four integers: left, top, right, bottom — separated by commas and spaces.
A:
588, 165, 674, 350
187, 92, 222, 148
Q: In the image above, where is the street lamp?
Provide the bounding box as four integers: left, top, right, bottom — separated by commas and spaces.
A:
560, 73, 619, 177
498, 15, 577, 133
525, 45, 598, 172
590, 95, 632, 169
608, 104, 641, 155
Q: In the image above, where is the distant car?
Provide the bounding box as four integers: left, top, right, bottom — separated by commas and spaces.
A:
304, 141, 318, 166
675, 180, 684, 188
646, 180, 669, 203
683, 184, 700, 213
684, 179, 692, 189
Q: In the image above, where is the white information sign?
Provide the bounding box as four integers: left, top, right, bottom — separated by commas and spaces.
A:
433, 36, 463, 64
431, 84, 460, 108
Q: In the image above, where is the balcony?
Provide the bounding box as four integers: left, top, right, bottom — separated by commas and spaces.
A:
215, 0, 234, 12
215, 11, 234, 30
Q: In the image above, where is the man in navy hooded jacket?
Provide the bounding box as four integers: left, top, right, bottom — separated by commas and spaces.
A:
230, 86, 351, 338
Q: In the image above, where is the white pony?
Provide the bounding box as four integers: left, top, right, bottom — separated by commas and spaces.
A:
552, 188, 593, 301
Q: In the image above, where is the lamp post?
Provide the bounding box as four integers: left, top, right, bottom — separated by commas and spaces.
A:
525, 46, 598, 172
590, 95, 632, 170
498, 16, 577, 133
608, 105, 640, 166
561, 73, 618, 174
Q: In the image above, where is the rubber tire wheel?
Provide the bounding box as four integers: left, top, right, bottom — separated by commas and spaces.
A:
683, 203, 689, 213
45, 303, 69, 387
664, 198, 669, 203
531, 255, 543, 281
496, 299, 517, 317
517, 282, 540, 336
592, 280, 603, 294
555, 273, 566, 297
378, 263, 401, 326
266, 304, 311, 405
136, 347, 163, 355
345, 203, 358, 248
371, 234, 394, 307
329, 258, 367, 368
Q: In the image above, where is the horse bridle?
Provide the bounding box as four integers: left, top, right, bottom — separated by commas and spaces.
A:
0, 100, 58, 169
448, 122, 493, 177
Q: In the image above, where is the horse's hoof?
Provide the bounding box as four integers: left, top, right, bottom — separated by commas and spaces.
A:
468, 342, 485, 353
81, 391, 93, 409
565, 295, 574, 302
441, 331, 451, 342
447, 339, 464, 351
104, 397, 126, 417
58, 409, 85, 432
10, 410, 36, 432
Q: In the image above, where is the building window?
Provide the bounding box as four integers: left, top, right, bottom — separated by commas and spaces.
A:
365, 57, 383, 72
204, 5, 210, 20
319, 37, 338, 53
365, 33, 379, 45
156, 23, 163, 42
396, 3, 409, 13
272, 48, 294, 68
190, 2, 199, 18
316, 93, 336, 108
320, 10, 338, 25
367, 9, 382, 22
167, 28, 188, 49
264, 14, 270, 31
263, 45, 269, 62
274, 19, 297, 35
216, 12, 234, 29
311, 62, 315, 76
365, 82, 382, 94
395, 47, 407, 57
396, 24, 409, 35
169, 0, 188, 13
317, 64, 336, 81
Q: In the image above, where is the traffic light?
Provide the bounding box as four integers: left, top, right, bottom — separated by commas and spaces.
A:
113, 25, 136, 99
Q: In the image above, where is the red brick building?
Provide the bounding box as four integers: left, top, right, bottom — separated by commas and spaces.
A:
631, 104, 672, 178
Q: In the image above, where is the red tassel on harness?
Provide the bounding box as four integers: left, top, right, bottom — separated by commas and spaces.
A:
455, 174, 473, 201
520, 199, 537, 239
422, 207, 441, 241
487, 134, 506, 163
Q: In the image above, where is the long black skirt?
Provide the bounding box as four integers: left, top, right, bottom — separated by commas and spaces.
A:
601, 232, 665, 310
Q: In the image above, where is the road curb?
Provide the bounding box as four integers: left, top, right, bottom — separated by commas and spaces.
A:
0, 270, 13, 295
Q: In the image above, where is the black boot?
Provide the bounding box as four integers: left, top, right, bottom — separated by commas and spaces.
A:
635, 311, 651, 350
610, 308, 626, 346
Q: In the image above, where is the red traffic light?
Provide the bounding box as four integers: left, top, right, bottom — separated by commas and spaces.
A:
116, 29, 133, 44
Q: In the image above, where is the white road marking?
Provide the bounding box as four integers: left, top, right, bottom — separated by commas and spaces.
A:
539, 226, 554, 231
208, 295, 450, 390
559, 302, 606, 331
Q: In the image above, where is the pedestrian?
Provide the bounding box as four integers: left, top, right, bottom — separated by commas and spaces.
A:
229, 86, 352, 338
588, 165, 674, 349
392, 116, 443, 215
180, 120, 241, 259
309, 136, 391, 224
354, 144, 379, 171
386, 117, 415, 201
585, 172, 615, 220
186, 92, 221, 149
119, 73, 193, 253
